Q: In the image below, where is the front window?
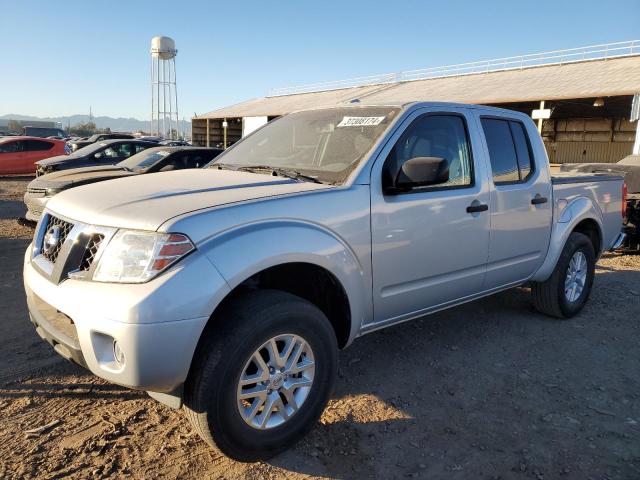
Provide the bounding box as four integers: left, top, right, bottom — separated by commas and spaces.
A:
383, 114, 473, 191
210, 107, 400, 184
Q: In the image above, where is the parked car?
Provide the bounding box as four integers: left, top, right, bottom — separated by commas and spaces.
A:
159, 139, 191, 146
24, 102, 625, 461
21, 126, 68, 138
561, 154, 640, 251
136, 136, 163, 143
0, 136, 68, 175
35, 139, 155, 176
24, 147, 223, 220
68, 133, 135, 152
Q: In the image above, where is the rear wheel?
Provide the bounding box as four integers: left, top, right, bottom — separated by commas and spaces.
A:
183, 290, 338, 461
532, 232, 596, 318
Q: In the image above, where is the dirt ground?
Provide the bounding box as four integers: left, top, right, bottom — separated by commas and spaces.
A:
1, 177, 639, 479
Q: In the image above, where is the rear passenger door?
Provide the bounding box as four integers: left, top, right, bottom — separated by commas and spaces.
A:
24, 140, 55, 164
476, 113, 552, 289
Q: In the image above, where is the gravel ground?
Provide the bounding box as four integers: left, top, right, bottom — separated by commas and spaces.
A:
1, 178, 639, 479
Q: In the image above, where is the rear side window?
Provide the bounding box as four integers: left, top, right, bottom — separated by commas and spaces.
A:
25, 140, 54, 151
481, 118, 534, 184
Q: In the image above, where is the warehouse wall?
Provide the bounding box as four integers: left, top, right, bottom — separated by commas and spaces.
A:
192, 116, 280, 147
192, 117, 242, 147
543, 117, 636, 163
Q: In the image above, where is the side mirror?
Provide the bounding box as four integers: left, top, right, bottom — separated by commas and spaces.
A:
159, 164, 175, 172
394, 156, 449, 190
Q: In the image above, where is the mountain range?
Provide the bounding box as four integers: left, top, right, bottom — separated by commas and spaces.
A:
0, 113, 191, 135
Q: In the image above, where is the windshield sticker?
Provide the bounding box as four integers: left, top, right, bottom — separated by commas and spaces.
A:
337, 116, 385, 127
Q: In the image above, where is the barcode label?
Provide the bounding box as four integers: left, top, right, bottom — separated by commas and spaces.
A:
337, 116, 385, 127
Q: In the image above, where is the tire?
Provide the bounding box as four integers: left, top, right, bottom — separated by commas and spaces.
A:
183, 289, 338, 462
532, 232, 596, 318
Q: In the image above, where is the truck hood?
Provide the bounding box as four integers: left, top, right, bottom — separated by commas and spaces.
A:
46, 169, 334, 231
28, 165, 136, 190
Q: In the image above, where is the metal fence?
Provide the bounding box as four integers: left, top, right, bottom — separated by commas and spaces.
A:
269, 40, 640, 97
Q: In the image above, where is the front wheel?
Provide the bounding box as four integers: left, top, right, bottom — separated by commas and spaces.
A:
532, 231, 596, 318
183, 290, 338, 461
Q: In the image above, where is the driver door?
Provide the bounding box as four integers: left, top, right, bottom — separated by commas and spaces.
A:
369, 108, 491, 326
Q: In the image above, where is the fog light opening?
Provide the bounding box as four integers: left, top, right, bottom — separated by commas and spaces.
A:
113, 340, 125, 366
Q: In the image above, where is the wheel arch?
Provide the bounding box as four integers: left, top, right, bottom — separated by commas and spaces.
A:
192, 219, 369, 355
531, 196, 603, 282
200, 262, 353, 350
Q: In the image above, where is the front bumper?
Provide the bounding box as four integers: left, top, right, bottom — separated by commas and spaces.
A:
23, 244, 231, 392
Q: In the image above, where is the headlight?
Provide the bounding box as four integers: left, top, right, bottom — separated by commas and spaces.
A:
93, 230, 195, 283
45, 187, 63, 196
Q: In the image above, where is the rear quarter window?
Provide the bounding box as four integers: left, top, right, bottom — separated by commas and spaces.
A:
26, 140, 55, 152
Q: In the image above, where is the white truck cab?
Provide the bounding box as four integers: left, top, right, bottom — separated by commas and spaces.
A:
23, 102, 625, 460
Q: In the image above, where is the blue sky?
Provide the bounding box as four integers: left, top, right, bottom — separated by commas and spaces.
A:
1, 0, 639, 120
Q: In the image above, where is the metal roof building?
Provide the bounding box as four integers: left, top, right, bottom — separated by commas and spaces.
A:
193, 41, 640, 163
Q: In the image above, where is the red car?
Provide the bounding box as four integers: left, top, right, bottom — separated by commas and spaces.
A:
0, 136, 69, 175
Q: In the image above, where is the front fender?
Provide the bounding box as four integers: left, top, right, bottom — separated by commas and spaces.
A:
200, 219, 369, 345
530, 196, 602, 282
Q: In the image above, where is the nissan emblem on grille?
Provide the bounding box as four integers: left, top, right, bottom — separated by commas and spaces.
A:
40, 215, 74, 264
42, 226, 61, 255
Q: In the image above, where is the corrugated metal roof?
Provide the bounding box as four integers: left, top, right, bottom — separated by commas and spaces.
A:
195, 56, 640, 119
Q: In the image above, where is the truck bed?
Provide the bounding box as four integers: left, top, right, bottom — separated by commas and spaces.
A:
550, 171, 624, 184
550, 171, 624, 253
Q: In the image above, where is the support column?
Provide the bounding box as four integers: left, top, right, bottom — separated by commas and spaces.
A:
223, 118, 228, 149
537, 100, 545, 134
206, 118, 210, 148
632, 93, 640, 155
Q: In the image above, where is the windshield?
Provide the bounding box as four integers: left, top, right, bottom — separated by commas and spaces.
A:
118, 148, 171, 171
70, 141, 110, 158
210, 106, 400, 183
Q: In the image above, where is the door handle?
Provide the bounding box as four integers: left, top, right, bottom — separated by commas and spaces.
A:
466, 203, 489, 213
531, 195, 548, 205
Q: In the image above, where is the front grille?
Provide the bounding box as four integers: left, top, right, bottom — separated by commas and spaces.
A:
41, 215, 74, 264
27, 187, 46, 195
79, 234, 104, 271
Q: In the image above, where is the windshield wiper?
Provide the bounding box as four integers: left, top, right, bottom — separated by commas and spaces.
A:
235, 165, 325, 184
212, 162, 238, 171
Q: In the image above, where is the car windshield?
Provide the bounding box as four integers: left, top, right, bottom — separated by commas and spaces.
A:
209, 106, 400, 184
69, 141, 111, 158
118, 148, 172, 171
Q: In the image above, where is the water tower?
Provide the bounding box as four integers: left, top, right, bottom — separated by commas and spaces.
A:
150, 36, 179, 139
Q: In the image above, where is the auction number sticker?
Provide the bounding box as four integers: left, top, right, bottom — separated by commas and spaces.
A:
337, 116, 385, 127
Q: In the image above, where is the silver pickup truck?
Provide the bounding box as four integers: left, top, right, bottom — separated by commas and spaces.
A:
23, 102, 625, 461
